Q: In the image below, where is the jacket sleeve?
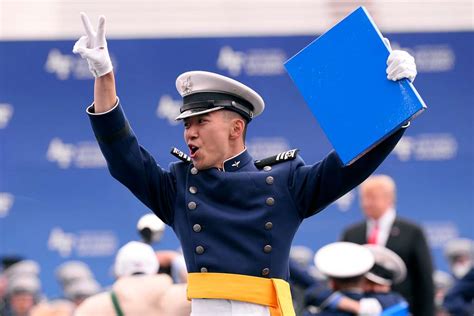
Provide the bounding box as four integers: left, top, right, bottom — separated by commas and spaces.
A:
87, 101, 176, 225
290, 128, 405, 219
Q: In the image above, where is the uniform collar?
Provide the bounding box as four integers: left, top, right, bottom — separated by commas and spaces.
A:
222, 148, 252, 172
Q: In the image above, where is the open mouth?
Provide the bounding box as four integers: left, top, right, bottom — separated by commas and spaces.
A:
189, 145, 200, 158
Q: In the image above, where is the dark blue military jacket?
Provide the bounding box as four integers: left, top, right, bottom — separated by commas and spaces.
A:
89, 102, 404, 281
304, 290, 364, 316
443, 268, 474, 316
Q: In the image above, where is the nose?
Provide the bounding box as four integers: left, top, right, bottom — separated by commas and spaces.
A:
185, 124, 198, 141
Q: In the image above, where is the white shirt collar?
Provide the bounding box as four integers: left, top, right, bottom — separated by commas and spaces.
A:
367, 207, 397, 246
370, 207, 396, 229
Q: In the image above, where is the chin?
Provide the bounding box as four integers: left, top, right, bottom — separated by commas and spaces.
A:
192, 160, 207, 170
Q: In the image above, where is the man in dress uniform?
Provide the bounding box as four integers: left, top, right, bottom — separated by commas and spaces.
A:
73, 13, 417, 316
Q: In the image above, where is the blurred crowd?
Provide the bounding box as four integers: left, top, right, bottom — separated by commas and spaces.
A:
1, 175, 473, 316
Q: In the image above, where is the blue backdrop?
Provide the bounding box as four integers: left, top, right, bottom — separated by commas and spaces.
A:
0, 32, 472, 297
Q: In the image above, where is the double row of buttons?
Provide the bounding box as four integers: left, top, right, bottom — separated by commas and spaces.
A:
189, 165, 274, 277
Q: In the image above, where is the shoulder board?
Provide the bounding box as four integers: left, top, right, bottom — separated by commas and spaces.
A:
254, 149, 300, 169
170, 147, 192, 163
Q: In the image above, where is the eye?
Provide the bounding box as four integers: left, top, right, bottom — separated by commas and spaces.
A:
184, 122, 190, 129
198, 118, 208, 124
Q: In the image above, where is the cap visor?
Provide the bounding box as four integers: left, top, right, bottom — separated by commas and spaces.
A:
175, 107, 224, 120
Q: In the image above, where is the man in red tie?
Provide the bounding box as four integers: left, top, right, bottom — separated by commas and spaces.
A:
341, 174, 435, 316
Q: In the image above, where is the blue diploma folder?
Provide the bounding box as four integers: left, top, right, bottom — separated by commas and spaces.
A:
284, 6, 426, 165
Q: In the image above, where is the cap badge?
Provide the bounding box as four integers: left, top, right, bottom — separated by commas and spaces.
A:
181, 76, 193, 95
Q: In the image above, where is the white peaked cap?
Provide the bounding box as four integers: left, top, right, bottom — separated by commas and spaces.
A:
314, 242, 374, 278
363, 244, 407, 285
175, 71, 265, 121
114, 241, 159, 277
137, 213, 165, 233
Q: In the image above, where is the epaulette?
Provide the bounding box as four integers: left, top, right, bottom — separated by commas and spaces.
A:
254, 149, 300, 169
170, 147, 192, 163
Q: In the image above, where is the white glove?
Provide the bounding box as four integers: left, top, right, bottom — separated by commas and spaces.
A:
384, 38, 417, 82
72, 12, 113, 78
358, 298, 382, 316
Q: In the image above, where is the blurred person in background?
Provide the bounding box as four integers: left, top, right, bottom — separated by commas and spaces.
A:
1, 272, 8, 314
4, 275, 41, 316
55, 261, 99, 307
30, 300, 75, 316
289, 246, 326, 316
433, 270, 454, 316
362, 245, 408, 314
137, 213, 166, 245
75, 241, 190, 316
62, 278, 100, 306
444, 238, 474, 280
137, 213, 188, 282
442, 238, 474, 315
303, 242, 382, 316
2, 260, 42, 316
73, 11, 417, 316
1, 256, 25, 313
341, 174, 435, 316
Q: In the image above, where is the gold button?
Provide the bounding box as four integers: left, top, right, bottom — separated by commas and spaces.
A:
266, 176, 274, 184
265, 222, 273, 230
195, 246, 205, 254
264, 245, 272, 253
191, 167, 198, 175
266, 197, 275, 206
262, 268, 270, 276
263, 166, 272, 172
193, 224, 202, 232
189, 186, 198, 194
200, 267, 208, 273
188, 201, 197, 210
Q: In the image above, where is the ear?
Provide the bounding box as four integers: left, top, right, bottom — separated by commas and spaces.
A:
229, 118, 245, 140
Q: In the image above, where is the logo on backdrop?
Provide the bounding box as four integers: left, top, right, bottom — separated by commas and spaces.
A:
391, 42, 455, 72
247, 137, 290, 160
0, 193, 14, 218
334, 191, 355, 212
422, 221, 459, 248
47, 138, 107, 169
0, 103, 14, 129
156, 95, 181, 126
392, 134, 458, 161
48, 227, 118, 258
44, 49, 118, 80
217, 46, 287, 77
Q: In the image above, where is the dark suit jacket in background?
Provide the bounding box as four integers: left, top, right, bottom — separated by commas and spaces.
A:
341, 217, 435, 316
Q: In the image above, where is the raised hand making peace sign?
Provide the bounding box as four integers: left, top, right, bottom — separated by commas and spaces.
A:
73, 12, 113, 78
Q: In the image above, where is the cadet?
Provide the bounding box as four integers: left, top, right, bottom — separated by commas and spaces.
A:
363, 245, 409, 314
73, 12, 417, 316
75, 241, 191, 316
304, 242, 382, 315
137, 213, 166, 245
442, 238, 474, 315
